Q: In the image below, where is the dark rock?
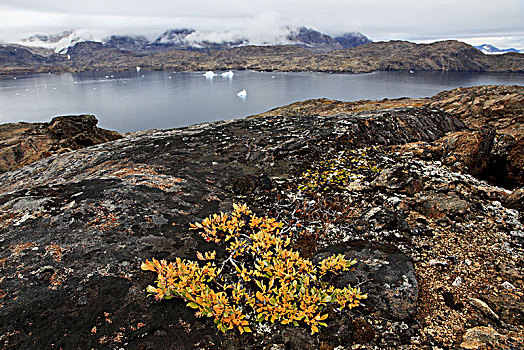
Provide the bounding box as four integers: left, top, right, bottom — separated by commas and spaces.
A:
319, 242, 418, 322
372, 165, 424, 195
416, 192, 472, 221
282, 327, 317, 350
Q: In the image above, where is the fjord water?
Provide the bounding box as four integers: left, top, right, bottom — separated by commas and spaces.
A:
1, 70, 523, 132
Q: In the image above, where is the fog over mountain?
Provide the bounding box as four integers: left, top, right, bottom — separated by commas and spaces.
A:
1, 1, 523, 50
16, 26, 372, 54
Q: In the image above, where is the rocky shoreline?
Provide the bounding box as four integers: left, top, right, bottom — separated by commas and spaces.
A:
0, 115, 121, 173
0, 85, 522, 349
1, 40, 524, 77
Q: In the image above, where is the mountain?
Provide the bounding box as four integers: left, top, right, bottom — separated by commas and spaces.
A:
475, 44, 520, 54
151, 29, 195, 46
1, 39, 523, 76
104, 35, 151, 52
286, 27, 343, 52
334, 32, 372, 48
20, 30, 93, 54
16, 27, 371, 54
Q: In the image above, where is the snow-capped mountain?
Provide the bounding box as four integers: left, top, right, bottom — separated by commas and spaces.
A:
474, 44, 520, 54
152, 29, 195, 45
17, 27, 372, 54
20, 30, 95, 54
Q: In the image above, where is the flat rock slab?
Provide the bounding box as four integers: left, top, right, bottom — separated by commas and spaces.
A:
0, 105, 508, 349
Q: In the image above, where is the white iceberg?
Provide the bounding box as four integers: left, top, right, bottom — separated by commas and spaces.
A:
136, 66, 141, 72
203, 71, 217, 78
221, 70, 235, 78
236, 89, 247, 97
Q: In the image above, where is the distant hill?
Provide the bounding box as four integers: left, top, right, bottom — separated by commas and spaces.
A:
1, 39, 522, 76
474, 44, 520, 54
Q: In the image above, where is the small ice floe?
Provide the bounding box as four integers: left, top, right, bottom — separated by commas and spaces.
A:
236, 89, 247, 97
105, 75, 109, 78
13, 77, 17, 80
203, 71, 217, 78
221, 70, 234, 78
136, 66, 141, 72
409, 70, 414, 74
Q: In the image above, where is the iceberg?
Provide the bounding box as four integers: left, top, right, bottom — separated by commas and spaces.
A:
203, 71, 217, 78
236, 89, 247, 97
221, 71, 235, 78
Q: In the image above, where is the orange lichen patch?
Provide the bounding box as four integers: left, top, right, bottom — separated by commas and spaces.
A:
49, 272, 65, 288
88, 212, 119, 232
113, 332, 124, 343
0, 212, 16, 229
109, 164, 185, 192
45, 244, 64, 263
98, 336, 109, 345
11, 242, 35, 255
129, 322, 146, 331
98, 332, 124, 345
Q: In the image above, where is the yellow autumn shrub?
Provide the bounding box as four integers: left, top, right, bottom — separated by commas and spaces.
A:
142, 203, 366, 335
298, 149, 381, 193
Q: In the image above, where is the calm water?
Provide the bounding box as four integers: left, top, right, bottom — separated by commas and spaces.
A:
1, 70, 523, 132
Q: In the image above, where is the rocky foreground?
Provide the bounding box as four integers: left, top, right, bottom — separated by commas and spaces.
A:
0, 115, 121, 173
0, 85, 523, 349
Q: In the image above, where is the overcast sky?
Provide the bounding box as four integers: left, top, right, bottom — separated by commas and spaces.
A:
1, 0, 523, 49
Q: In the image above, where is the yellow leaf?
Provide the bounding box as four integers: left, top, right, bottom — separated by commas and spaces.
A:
141, 261, 156, 271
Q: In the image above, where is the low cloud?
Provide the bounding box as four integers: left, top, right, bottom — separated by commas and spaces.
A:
184, 12, 295, 45
1, 0, 523, 49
